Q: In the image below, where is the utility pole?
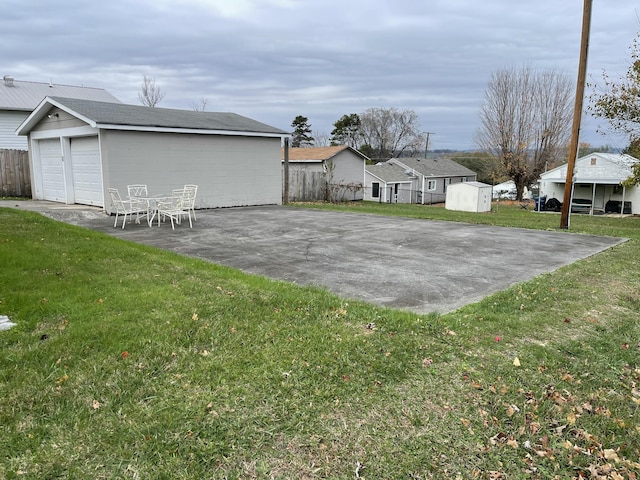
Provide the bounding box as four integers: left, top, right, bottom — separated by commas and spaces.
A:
560, 0, 592, 229
423, 132, 434, 159
283, 136, 290, 204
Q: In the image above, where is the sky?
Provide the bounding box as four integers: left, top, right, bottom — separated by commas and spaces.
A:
2, 0, 638, 150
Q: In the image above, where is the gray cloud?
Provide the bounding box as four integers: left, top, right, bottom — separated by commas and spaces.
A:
1, 0, 637, 149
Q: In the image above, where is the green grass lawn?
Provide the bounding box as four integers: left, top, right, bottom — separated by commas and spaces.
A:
1, 203, 639, 479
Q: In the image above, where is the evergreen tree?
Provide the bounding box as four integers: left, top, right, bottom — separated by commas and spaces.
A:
291, 116, 314, 147
330, 114, 361, 147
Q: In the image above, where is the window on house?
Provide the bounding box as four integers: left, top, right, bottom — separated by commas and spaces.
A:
372, 182, 380, 198
427, 180, 436, 191
444, 178, 451, 192
461, 177, 467, 182
590, 157, 597, 165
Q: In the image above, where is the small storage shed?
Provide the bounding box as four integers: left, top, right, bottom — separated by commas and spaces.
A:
17, 96, 288, 212
445, 181, 492, 213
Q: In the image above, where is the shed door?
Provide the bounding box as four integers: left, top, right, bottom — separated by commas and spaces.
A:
38, 138, 65, 202
70, 136, 103, 206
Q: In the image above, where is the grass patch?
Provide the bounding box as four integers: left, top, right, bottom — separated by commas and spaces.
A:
1, 205, 639, 479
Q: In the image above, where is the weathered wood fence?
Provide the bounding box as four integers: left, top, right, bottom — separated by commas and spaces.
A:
0, 149, 31, 197
286, 169, 326, 202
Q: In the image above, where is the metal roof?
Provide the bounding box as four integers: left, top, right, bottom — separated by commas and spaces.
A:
18, 96, 289, 137
540, 153, 638, 184
0, 77, 120, 111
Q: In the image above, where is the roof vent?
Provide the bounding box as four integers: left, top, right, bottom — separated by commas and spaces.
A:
3, 75, 14, 87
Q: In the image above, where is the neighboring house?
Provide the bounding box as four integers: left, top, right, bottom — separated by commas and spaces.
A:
363, 161, 415, 203
445, 181, 492, 213
1, 75, 120, 150
283, 146, 367, 202
17, 96, 288, 212
364, 157, 477, 204
492, 180, 533, 200
538, 153, 639, 215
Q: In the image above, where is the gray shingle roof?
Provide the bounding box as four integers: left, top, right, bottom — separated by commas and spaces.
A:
392, 157, 477, 178
366, 162, 415, 182
0, 79, 120, 111
49, 96, 288, 134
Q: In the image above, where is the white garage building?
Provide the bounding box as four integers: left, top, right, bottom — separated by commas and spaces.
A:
17, 96, 288, 212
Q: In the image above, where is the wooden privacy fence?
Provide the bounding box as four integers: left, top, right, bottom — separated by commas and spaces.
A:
0, 149, 31, 197
286, 169, 327, 202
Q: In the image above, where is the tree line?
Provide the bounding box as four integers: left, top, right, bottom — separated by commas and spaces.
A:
290, 108, 429, 161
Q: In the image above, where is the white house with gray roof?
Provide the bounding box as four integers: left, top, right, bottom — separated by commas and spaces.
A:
17, 96, 288, 212
0, 75, 119, 150
365, 157, 477, 204
538, 153, 639, 214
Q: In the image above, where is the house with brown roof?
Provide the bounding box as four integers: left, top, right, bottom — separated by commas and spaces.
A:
283, 145, 368, 201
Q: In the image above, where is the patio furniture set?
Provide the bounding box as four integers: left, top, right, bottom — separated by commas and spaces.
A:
107, 184, 198, 230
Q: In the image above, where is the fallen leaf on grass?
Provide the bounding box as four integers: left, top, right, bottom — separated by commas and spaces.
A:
421, 358, 433, 368
92, 400, 101, 410
513, 357, 521, 367
603, 449, 621, 462
506, 438, 519, 449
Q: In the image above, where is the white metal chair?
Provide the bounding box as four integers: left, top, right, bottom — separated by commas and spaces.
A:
107, 188, 147, 229
183, 184, 198, 220
157, 194, 192, 229
127, 184, 148, 198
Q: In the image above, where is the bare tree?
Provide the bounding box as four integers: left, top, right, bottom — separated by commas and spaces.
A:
191, 98, 209, 112
476, 66, 574, 200
138, 75, 165, 107
312, 131, 331, 147
359, 107, 422, 159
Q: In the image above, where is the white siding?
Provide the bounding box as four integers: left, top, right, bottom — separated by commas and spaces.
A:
0, 111, 29, 150
101, 130, 282, 212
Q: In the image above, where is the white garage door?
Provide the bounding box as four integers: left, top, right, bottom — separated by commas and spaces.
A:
71, 136, 103, 206
38, 138, 65, 202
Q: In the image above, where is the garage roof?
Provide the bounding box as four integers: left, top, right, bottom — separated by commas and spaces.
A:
17, 96, 289, 137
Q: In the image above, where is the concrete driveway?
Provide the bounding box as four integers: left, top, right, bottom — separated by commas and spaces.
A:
3, 202, 625, 314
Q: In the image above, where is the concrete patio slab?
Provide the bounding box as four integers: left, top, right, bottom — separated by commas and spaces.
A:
1, 201, 625, 314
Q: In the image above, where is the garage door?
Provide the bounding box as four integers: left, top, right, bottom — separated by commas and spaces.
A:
38, 138, 65, 202
71, 136, 103, 206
